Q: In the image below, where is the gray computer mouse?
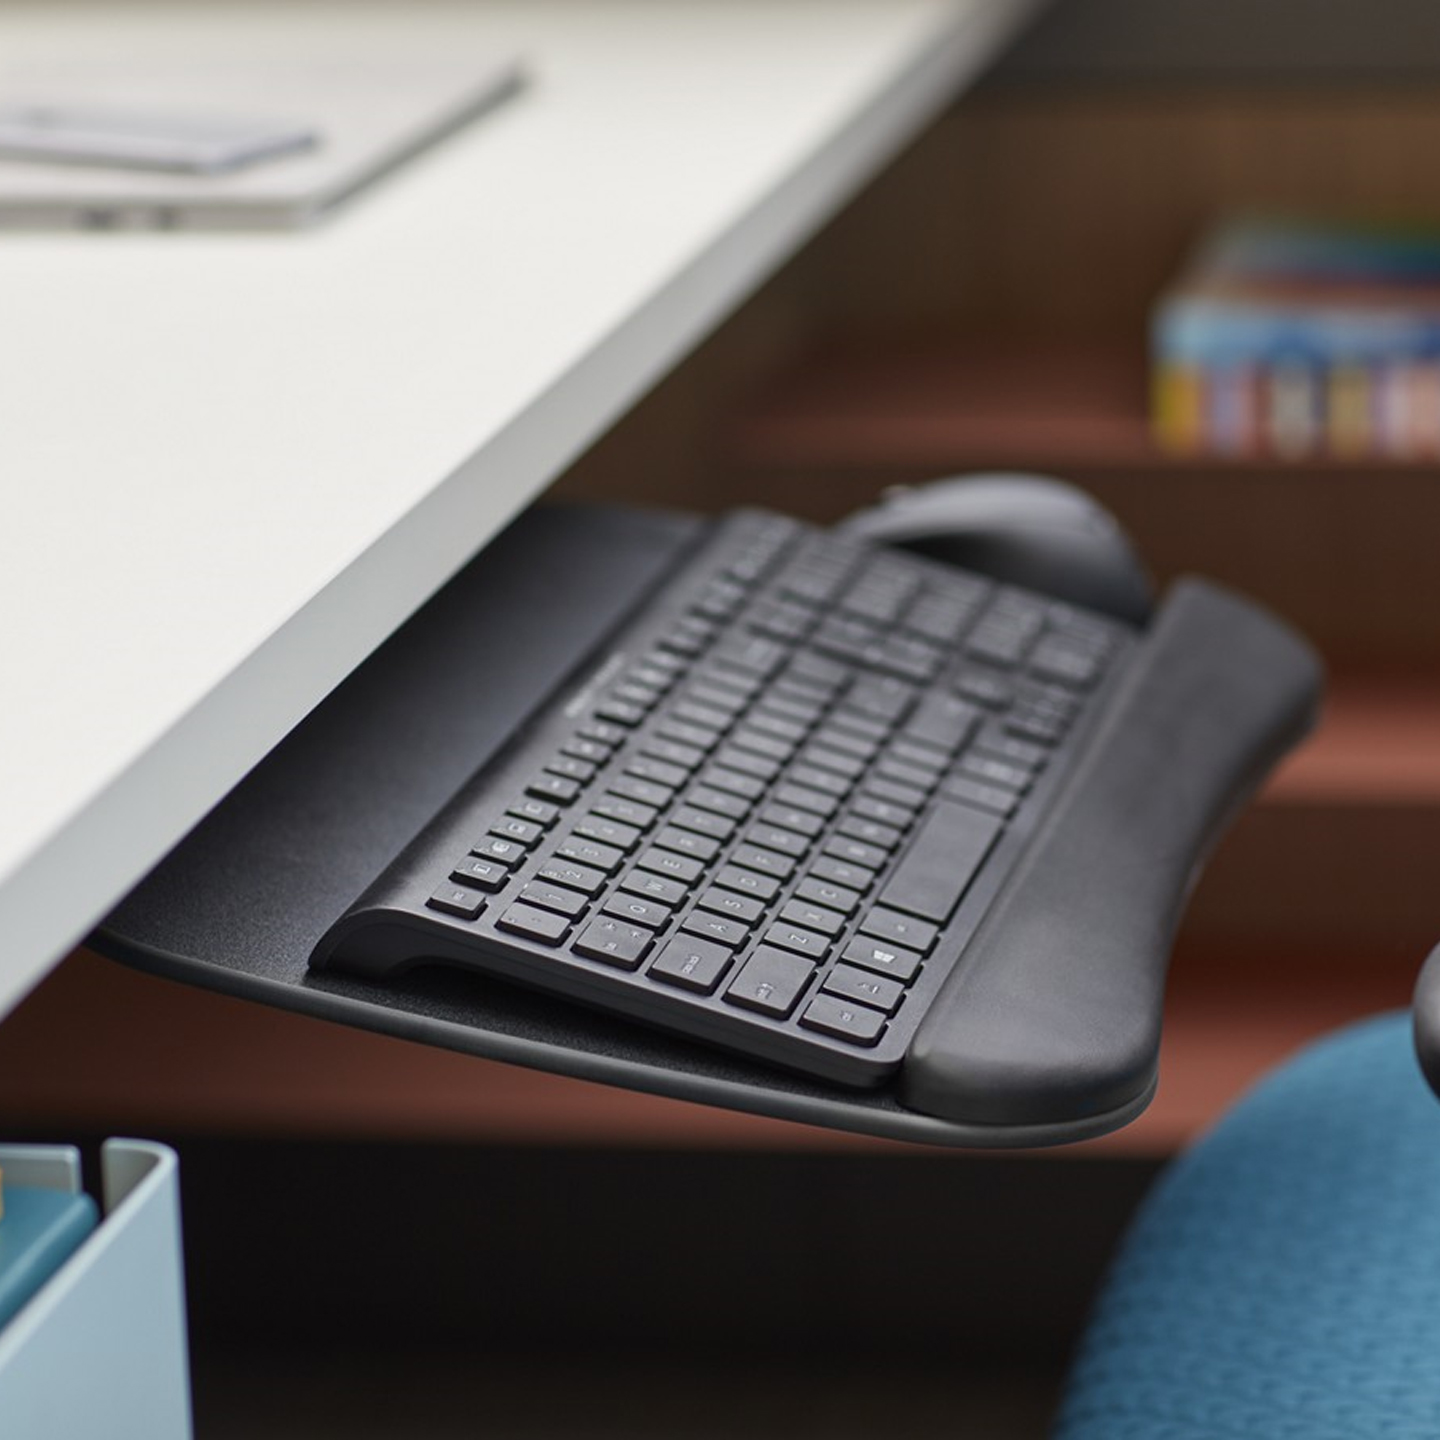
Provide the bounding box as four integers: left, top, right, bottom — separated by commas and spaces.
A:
838, 473, 1154, 625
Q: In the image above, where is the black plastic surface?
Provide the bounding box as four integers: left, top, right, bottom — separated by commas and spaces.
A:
839, 474, 1155, 625
94, 503, 1316, 1148
1413, 944, 1440, 1103
904, 578, 1323, 1125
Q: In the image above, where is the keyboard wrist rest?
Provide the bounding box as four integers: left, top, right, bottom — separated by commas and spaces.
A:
901, 578, 1323, 1128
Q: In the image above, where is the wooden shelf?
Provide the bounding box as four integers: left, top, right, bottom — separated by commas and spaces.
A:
732, 336, 1437, 476
1265, 673, 1440, 806
0, 945, 1411, 1160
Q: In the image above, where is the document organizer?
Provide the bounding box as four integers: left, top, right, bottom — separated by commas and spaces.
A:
0, 1140, 191, 1440
96, 502, 1321, 1148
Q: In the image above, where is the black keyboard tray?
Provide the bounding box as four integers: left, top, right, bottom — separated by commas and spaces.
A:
94, 503, 1320, 1148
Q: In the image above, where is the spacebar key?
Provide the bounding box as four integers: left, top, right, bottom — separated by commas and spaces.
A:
877, 800, 1002, 923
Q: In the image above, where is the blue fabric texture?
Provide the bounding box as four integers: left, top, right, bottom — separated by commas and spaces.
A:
1053, 1013, 1440, 1440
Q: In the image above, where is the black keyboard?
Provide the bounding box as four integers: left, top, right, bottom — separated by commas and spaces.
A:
311, 510, 1136, 1087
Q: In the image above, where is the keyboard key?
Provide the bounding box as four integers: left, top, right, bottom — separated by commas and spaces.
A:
841, 935, 923, 983
573, 814, 642, 852
858, 906, 938, 954
941, 776, 1020, 818
527, 773, 581, 804
536, 858, 608, 897
674, 700, 732, 731
730, 843, 797, 882
602, 893, 672, 930
772, 782, 840, 819
699, 765, 767, 801
822, 836, 889, 872
680, 911, 750, 948
808, 855, 876, 893
576, 718, 630, 747
835, 814, 903, 851
496, 901, 572, 945
519, 881, 590, 918
953, 670, 1013, 708
902, 692, 980, 755
746, 823, 809, 859
490, 816, 545, 847
823, 964, 904, 1014
695, 886, 766, 925
592, 794, 659, 830
545, 755, 597, 784
758, 803, 825, 839
573, 917, 653, 970
800, 994, 886, 1046
669, 805, 737, 843
653, 825, 721, 863
787, 651, 851, 693
849, 795, 913, 830
778, 899, 847, 937
714, 745, 782, 782
873, 758, 939, 792
508, 797, 560, 829
758, 691, 825, 726
728, 727, 797, 764
618, 870, 689, 906
650, 936, 734, 994
957, 753, 1033, 793
787, 764, 851, 799
794, 877, 861, 916
826, 709, 890, 744
876, 798, 1002, 923
427, 883, 487, 920
687, 681, 749, 715
711, 633, 787, 678
554, 836, 625, 874
798, 746, 866, 781
625, 755, 689, 789
887, 738, 949, 772
628, 662, 681, 693
808, 727, 878, 762
471, 836, 527, 867
845, 676, 915, 723
972, 726, 1049, 770
608, 774, 676, 809
450, 857, 510, 891
594, 698, 648, 727
860, 777, 927, 812
655, 717, 722, 752
724, 946, 814, 1018
763, 921, 831, 961
685, 785, 752, 821
636, 847, 705, 885
611, 681, 662, 710
640, 737, 706, 771
746, 711, 809, 745
713, 865, 782, 903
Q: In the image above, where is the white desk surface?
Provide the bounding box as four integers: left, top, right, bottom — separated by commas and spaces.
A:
0, 0, 1036, 1018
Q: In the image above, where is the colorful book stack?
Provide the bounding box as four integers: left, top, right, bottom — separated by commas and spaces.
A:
1151, 214, 1440, 458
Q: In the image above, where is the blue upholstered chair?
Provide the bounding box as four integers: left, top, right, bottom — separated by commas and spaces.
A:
1052, 950, 1440, 1439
